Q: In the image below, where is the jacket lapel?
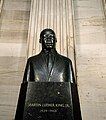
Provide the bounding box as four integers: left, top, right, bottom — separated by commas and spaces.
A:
48, 55, 56, 77
51, 54, 63, 76
49, 54, 61, 77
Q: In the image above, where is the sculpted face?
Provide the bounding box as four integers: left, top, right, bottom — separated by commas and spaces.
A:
40, 29, 57, 50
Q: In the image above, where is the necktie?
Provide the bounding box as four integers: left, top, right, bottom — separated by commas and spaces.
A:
47, 53, 52, 73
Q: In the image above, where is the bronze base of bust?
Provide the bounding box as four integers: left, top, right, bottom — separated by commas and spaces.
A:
15, 82, 82, 120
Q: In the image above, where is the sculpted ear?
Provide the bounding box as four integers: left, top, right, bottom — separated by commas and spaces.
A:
39, 38, 42, 43
55, 38, 57, 42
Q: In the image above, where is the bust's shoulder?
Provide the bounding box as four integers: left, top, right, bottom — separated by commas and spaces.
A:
27, 53, 41, 62
57, 53, 72, 63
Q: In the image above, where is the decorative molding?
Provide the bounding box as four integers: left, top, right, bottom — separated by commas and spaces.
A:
102, 0, 106, 17
0, 0, 4, 14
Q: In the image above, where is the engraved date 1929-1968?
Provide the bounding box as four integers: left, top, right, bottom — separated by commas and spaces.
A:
40, 109, 57, 113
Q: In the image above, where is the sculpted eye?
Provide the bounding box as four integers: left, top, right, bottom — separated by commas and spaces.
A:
49, 34, 54, 37
44, 34, 46, 37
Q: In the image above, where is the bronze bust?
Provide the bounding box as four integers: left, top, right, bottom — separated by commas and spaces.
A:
23, 28, 75, 83
15, 29, 82, 120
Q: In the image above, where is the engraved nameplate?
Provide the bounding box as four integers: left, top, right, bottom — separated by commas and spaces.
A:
23, 82, 74, 120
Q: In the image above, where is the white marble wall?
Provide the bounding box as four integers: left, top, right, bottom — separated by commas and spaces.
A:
0, 0, 31, 119
73, 0, 106, 120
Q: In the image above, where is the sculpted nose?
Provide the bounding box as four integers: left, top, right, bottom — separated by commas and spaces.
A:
46, 39, 53, 43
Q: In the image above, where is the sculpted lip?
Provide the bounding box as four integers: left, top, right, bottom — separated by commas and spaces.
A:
46, 43, 53, 46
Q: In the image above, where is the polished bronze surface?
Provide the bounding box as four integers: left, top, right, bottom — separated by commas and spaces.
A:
15, 29, 82, 120
23, 29, 75, 83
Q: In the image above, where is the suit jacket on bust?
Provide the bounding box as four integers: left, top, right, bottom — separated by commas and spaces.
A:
23, 50, 75, 83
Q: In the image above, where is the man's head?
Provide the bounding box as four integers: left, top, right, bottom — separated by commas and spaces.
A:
39, 29, 57, 50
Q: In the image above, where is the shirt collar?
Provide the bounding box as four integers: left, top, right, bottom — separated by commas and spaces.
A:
41, 49, 57, 56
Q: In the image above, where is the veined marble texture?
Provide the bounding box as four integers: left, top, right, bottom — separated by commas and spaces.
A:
0, 0, 31, 119
73, 0, 106, 120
